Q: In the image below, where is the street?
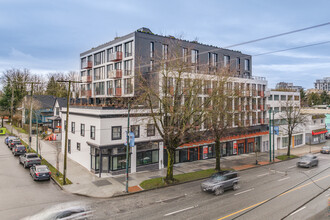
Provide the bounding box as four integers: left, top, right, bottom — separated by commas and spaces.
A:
0, 136, 87, 220
1, 133, 329, 220
91, 153, 330, 220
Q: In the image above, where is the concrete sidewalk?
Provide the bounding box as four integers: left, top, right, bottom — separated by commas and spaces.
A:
5, 123, 326, 198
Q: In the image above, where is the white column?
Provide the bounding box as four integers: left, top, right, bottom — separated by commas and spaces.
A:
131, 145, 136, 173
159, 142, 164, 169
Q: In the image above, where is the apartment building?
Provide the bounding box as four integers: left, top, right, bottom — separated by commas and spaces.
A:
314, 77, 330, 92
275, 82, 302, 92
66, 28, 270, 175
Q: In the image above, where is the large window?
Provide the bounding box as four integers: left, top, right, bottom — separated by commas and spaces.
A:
191, 49, 198, 64
94, 51, 105, 66
147, 124, 155, 136
124, 60, 132, 76
71, 122, 75, 134
124, 78, 133, 94
124, 41, 132, 57
131, 125, 140, 138
282, 137, 289, 148
137, 150, 159, 166
268, 95, 273, 100
107, 81, 114, 95
77, 143, 81, 151
90, 126, 95, 140
107, 64, 113, 78
68, 139, 71, 154
150, 42, 154, 58
274, 95, 279, 101
111, 154, 130, 171
94, 66, 105, 80
55, 107, 59, 116
112, 126, 122, 140
162, 44, 168, 60
281, 95, 286, 101
224, 55, 230, 67
294, 134, 303, 146
182, 48, 188, 62
244, 59, 250, 71
93, 82, 105, 95
81, 124, 85, 136
236, 58, 240, 69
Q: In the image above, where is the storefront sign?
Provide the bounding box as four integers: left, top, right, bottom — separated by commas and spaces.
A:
203, 146, 208, 159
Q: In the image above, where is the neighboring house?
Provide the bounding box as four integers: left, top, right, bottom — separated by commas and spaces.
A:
275, 82, 303, 92
47, 97, 68, 141
22, 95, 56, 129
304, 114, 327, 145
63, 27, 270, 175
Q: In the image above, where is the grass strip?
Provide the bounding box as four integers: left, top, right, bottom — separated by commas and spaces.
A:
276, 155, 299, 161
140, 168, 232, 190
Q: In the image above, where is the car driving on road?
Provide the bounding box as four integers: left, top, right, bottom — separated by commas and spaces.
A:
8, 139, 22, 150
19, 153, 41, 168
12, 144, 26, 156
5, 136, 17, 145
30, 165, 51, 181
296, 154, 318, 168
320, 146, 330, 154
201, 170, 239, 196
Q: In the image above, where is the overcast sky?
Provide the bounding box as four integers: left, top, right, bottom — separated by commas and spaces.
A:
1, 0, 329, 88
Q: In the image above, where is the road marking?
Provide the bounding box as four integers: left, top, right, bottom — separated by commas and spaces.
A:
289, 206, 306, 216
218, 174, 330, 220
288, 165, 296, 169
164, 205, 198, 217
278, 177, 290, 182
257, 173, 269, 177
234, 188, 254, 196
276, 171, 286, 174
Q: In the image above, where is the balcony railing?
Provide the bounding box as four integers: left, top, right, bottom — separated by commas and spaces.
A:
115, 70, 122, 78
82, 61, 92, 69
108, 88, 114, 95
81, 90, 92, 97
115, 88, 122, 96
82, 75, 92, 83
109, 51, 123, 62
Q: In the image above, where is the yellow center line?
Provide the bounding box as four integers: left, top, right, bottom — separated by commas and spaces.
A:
218, 174, 330, 220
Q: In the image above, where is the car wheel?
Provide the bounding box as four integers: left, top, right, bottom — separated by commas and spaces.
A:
233, 183, 240, 191
214, 187, 224, 196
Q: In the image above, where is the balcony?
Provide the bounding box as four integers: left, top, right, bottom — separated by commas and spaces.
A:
82, 75, 92, 83
109, 51, 123, 62
107, 88, 114, 95
115, 88, 122, 96
81, 90, 92, 97
115, 70, 122, 78
246, 105, 250, 111
82, 61, 92, 69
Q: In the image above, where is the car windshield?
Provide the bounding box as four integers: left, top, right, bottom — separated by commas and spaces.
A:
210, 174, 227, 181
37, 167, 49, 172
27, 155, 38, 158
301, 155, 312, 160
322, 146, 330, 150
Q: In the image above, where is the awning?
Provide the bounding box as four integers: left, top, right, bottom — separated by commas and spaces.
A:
312, 128, 327, 135
47, 116, 61, 121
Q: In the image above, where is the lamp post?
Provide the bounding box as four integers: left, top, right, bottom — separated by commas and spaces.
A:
125, 102, 130, 193
273, 111, 275, 162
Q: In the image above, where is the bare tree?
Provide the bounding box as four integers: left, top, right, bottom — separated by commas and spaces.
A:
137, 42, 206, 182
278, 99, 307, 156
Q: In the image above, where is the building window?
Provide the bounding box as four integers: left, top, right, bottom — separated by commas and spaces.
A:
137, 150, 159, 166
294, 96, 299, 101
274, 95, 279, 101
107, 47, 113, 62
224, 55, 230, 67
81, 124, 85, 136
68, 139, 71, 154
124, 60, 132, 76
268, 95, 273, 100
294, 134, 303, 146
55, 107, 59, 116
236, 58, 240, 69
90, 126, 95, 140
150, 42, 154, 58
244, 59, 250, 71
124, 78, 133, 94
124, 41, 132, 57
147, 124, 155, 136
162, 44, 168, 60
77, 143, 81, 151
274, 107, 280, 113
191, 49, 198, 64
93, 82, 105, 95
131, 125, 140, 138
94, 51, 105, 66
107, 81, 114, 95
182, 48, 188, 62
321, 119, 324, 124
115, 45, 122, 52
111, 154, 130, 171
281, 95, 286, 101
112, 126, 122, 140
150, 60, 154, 72
94, 66, 105, 80
71, 122, 75, 134
107, 64, 113, 78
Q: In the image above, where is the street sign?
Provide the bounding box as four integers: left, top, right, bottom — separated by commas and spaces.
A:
271, 126, 279, 135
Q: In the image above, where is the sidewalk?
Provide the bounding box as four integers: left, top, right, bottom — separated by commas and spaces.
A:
5, 123, 325, 198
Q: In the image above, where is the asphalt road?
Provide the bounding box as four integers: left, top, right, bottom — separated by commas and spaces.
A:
92, 152, 330, 220
0, 136, 86, 220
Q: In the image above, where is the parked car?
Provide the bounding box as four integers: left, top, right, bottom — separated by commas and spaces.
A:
5, 136, 16, 145
12, 144, 26, 156
297, 154, 319, 168
19, 153, 41, 168
8, 139, 22, 150
21, 201, 93, 220
201, 170, 239, 196
320, 146, 330, 154
30, 165, 51, 181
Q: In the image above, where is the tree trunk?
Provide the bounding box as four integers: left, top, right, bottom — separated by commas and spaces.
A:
287, 132, 292, 156
215, 139, 221, 171
165, 148, 175, 182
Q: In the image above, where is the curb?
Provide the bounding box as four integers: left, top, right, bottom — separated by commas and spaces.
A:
51, 176, 64, 190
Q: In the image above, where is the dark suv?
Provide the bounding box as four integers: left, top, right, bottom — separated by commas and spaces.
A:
12, 145, 26, 156
201, 171, 239, 196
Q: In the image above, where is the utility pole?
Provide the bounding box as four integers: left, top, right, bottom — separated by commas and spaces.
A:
10, 81, 14, 134
35, 112, 39, 156
269, 109, 272, 162
272, 111, 275, 162
125, 102, 130, 193
58, 80, 82, 185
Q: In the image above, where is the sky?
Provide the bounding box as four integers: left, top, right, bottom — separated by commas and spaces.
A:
0, 0, 329, 89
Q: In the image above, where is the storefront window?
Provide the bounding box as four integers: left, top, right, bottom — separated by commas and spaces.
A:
282, 137, 289, 148
111, 154, 130, 171
294, 134, 303, 146
137, 150, 159, 166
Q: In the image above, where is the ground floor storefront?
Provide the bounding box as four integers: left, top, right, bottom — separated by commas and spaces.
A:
306, 128, 327, 145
